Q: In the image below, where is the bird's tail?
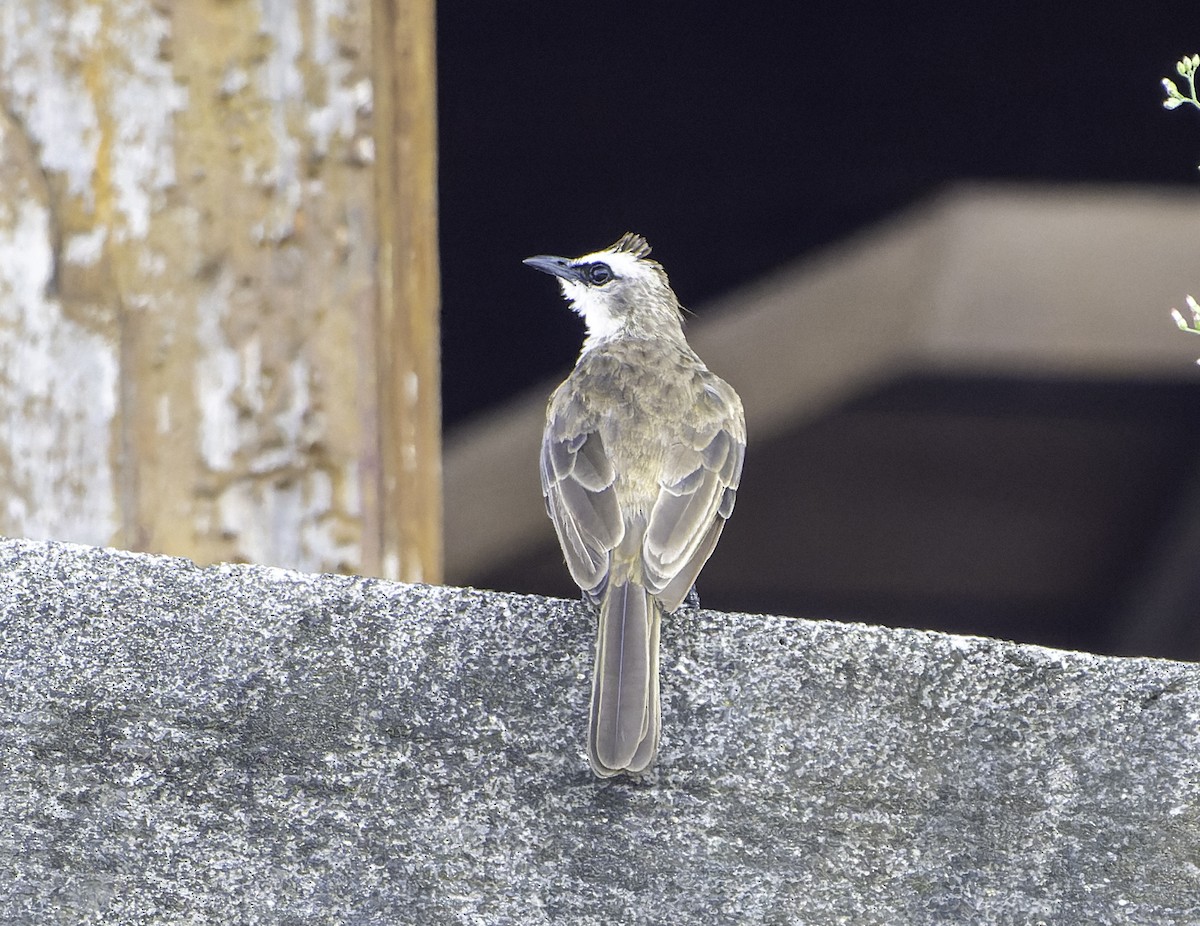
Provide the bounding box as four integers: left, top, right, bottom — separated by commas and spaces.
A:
588, 580, 661, 776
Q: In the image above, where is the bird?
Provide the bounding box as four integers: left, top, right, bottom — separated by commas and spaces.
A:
524, 233, 746, 777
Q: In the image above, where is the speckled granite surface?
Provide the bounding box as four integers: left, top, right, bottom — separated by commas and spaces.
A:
1, 536, 1197, 925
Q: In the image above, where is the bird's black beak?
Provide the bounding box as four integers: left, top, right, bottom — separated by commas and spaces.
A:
523, 255, 584, 283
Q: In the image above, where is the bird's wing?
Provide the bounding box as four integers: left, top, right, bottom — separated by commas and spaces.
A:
541, 393, 624, 598
643, 376, 745, 612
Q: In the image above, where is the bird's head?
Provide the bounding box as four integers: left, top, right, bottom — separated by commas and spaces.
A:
524, 233, 684, 348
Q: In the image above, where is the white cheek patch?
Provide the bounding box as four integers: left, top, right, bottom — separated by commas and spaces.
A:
558, 250, 655, 350
561, 279, 621, 346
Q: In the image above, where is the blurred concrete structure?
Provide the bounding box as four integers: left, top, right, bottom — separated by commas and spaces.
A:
446, 184, 1200, 659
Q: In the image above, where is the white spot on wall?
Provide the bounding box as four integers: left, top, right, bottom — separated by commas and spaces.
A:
137, 249, 167, 278
299, 468, 358, 566
341, 461, 360, 515
401, 372, 420, 473
195, 267, 240, 471
218, 479, 301, 567
0, 6, 99, 206
216, 472, 358, 572
278, 359, 311, 447
351, 134, 374, 165
220, 65, 249, 98
0, 199, 117, 543
105, 7, 187, 241
241, 338, 264, 415
64, 226, 108, 267
256, 0, 304, 242
251, 0, 364, 242
0, 3, 187, 241
196, 267, 317, 479
68, 5, 101, 45
305, 0, 368, 156
194, 261, 351, 571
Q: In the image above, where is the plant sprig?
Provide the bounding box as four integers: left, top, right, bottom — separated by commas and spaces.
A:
1171, 296, 1200, 364
1163, 54, 1200, 111
1161, 55, 1200, 362
1172, 295, 1200, 334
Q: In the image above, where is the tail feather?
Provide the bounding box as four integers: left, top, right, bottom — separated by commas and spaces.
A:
588, 581, 661, 776
626, 606, 660, 773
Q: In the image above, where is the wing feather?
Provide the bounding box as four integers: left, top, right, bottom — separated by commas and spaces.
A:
643, 377, 745, 612
541, 415, 624, 597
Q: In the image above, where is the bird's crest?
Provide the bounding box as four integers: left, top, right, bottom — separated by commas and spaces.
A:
610, 232, 653, 261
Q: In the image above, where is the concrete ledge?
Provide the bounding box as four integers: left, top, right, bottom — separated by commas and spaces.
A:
1, 537, 1197, 923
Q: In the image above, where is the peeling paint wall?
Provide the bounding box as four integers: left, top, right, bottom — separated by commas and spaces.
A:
0, 1, 393, 575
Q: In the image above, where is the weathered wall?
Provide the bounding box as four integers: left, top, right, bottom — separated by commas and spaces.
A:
0, 1, 439, 580
1, 536, 1197, 924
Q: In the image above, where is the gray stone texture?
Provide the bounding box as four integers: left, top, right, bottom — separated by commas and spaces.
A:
0, 536, 1197, 924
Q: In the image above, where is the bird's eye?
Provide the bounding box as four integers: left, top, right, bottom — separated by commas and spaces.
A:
586, 262, 614, 285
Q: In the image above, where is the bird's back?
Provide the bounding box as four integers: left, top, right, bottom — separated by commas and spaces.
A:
552, 337, 722, 517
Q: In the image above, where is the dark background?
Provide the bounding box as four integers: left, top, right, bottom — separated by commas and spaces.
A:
436, 4, 1200, 658
437, 2, 1200, 427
